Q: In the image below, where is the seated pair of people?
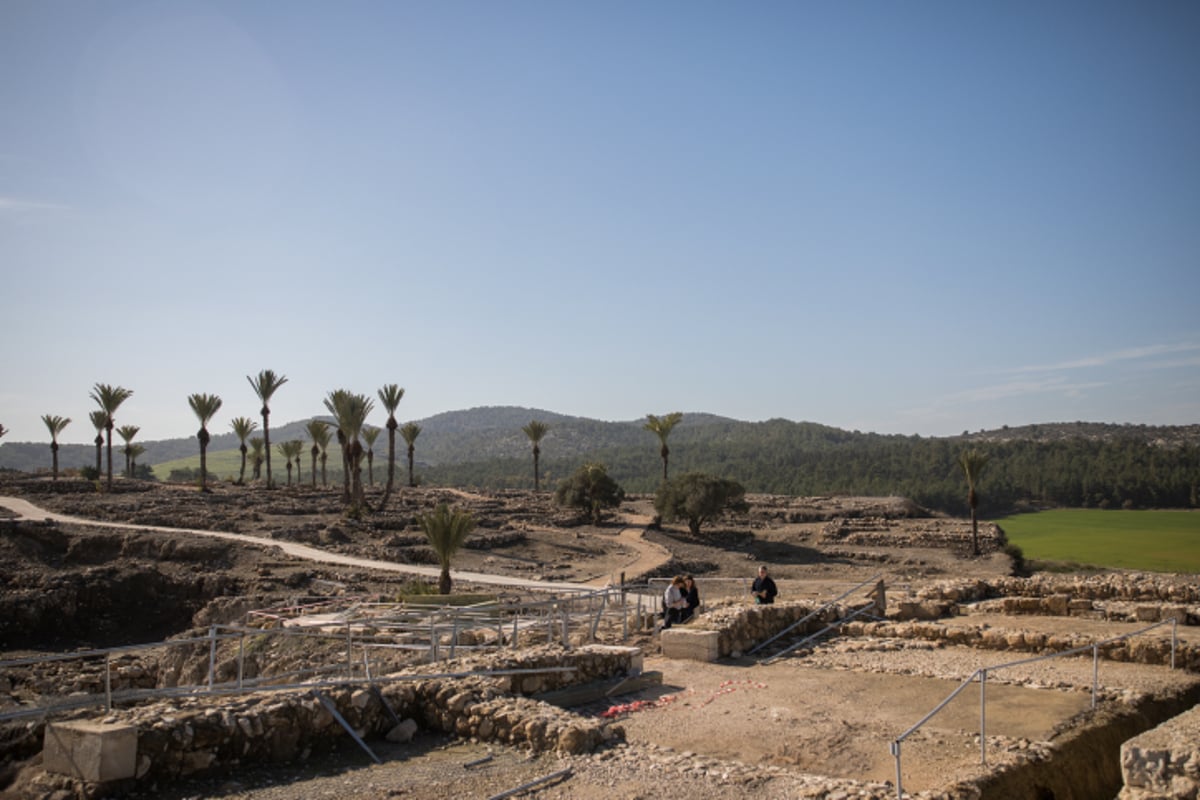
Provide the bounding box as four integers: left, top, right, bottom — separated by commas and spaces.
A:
663, 574, 699, 628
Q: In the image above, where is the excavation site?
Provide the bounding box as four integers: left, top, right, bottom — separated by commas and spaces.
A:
1, 480, 1197, 800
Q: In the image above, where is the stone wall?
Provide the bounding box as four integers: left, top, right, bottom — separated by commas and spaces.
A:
1119, 704, 1200, 799
915, 575, 1200, 606
35, 644, 636, 797
675, 596, 882, 658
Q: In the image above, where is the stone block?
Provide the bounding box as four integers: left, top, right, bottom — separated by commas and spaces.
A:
43, 719, 138, 782
661, 628, 721, 662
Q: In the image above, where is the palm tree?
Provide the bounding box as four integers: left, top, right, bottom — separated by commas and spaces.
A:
90, 383, 133, 490
521, 420, 550, 491
305, 420, 331, 489
644, 412, 684, 482
362, 425, 381, 487
400, 422, 422, 487
278, 440, 304, 486
376, 384, 405, 510
229, 416, 258, 485
0, 424, 6, 440
116, 425, 140, 479
958, 449, 991, 556
88, 411, 107, 476
249, 437, 265, 481
41, 414, 72, 481
246, 369, 288, 488
323, 390, 374, 515
187, 393, 223, 493
128, 444, 146, 479
417, 503, 475, 594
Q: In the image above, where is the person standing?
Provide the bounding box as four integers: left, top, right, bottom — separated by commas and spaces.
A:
751, 565, 778, 604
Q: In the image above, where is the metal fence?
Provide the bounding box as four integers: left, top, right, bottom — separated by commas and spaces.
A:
889, 617, 1181, 799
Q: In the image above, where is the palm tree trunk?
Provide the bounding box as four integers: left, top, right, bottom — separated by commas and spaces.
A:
311, 448, 319, 489
407, 446, 415, 488
439, 565, 451, 595
200, 444, 208, 492
380, 422, 397, 510
105, 426, 114, 490
261, 407, 273, 489
533, 446, 540, 491
51, 442, 59, 481
94, 435, 103, 475
238, 445, 247, 485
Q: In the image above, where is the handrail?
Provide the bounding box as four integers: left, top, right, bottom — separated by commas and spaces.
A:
890, 617, 1180, 798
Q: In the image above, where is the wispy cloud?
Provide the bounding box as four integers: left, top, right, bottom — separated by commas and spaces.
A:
0, 195, 69, 214
1010, 342, 1200, 374
944, 376, 1107, 405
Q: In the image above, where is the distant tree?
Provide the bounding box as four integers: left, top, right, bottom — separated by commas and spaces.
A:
128, 444, 147, 479
90, 383, 133, 490
279, 439, 304, 486
417, 503, 475, 594
88, 411, 107, 475
249, 437, 265, 481
522, 420, 550, 491
377, 384, 405, 510
41, 414, 72, 481
958, 449, 991, 556
306, 420, 331, 489
362, 425, 381, 487
187, 392, 223, 493
324, 389, 374, 516
116, 425, 140, 479
246, 369, 287, 489
229, 416, 258, 485
400, 422, 422, 487
654, 472, 748, 536
644, 412, 684, 481
0, 424, 6, 440
555, 462, 626, 524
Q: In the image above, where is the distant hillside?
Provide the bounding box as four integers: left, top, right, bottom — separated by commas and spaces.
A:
2, 409, 1196, 514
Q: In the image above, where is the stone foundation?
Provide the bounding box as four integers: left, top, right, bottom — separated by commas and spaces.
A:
1119, 704, 1200, 799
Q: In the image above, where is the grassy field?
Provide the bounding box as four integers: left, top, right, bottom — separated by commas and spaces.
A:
995, 509, 1200, 573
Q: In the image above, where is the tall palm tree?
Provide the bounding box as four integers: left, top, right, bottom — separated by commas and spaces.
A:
306, 420, 331, 489
89, 411, 107, 475
116, 424, 140, 479
246, 369, 288, 489
362, 425, 381, 487
376, 384, 405, 510
400, 422, 422, 488
229, 416, 258, 485
187, 393, 223, 493
958, 449, 991, 556
90, 383, 133, 490
41, 414, 71, 481
323, 390, 374, 515
249, 437, 265, 481
644, 412, 684, 482
417, 503, 475, 594
521, 420, 550, 491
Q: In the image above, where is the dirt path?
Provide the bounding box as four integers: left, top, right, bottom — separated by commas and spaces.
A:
0, 496, 589, 593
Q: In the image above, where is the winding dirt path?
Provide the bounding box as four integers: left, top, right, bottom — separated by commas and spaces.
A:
0, 496, 671, 592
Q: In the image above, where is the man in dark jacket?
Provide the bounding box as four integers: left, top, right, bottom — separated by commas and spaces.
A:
751, 565, 778, 604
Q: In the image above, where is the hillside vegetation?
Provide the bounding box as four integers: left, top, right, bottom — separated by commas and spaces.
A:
2, 408, 1196, 516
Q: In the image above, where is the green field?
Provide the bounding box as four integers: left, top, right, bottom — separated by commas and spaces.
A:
995, 509, 1200, 573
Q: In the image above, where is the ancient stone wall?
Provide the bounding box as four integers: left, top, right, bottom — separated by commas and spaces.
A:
1119, 704, 1200, 799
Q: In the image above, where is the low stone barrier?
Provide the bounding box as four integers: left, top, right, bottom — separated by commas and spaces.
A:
916, 575, 1200, 606
34, 644, 635, 797
1119, 704, 1200, 799
839, 620, 1200, 672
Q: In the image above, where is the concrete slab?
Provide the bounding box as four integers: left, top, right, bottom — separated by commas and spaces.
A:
43, 719, 138, 782
661, 628, 721, 661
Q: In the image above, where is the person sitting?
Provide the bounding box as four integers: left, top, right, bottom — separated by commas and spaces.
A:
751, 565, 778, 604
680, 574, 701, 623
662, 575, 689, 628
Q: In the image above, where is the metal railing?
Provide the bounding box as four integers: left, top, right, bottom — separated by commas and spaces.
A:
889, 617, 1180, 799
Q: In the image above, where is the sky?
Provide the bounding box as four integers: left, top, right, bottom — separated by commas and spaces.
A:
2, 1, 1199, 446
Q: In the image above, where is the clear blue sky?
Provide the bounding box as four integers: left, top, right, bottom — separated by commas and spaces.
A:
2, 1, 1198, 445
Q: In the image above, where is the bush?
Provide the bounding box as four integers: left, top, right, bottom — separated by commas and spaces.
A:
654, 472, 748, 535
554, 463, 625, 524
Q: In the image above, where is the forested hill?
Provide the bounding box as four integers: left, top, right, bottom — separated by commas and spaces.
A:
2, 408, 1196, 515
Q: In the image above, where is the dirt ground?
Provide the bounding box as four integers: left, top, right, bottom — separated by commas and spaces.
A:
3, 479, 1186, 800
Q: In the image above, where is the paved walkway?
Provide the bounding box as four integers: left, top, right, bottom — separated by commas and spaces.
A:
0, 495, 602, 593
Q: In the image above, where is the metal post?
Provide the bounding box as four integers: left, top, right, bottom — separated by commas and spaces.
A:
1092, 644, 1099, 709
237, 632, 245, 689
207, 625, 217, 692
346, 623, 353, 679
451, 613, 458, 659
1171, 618, 1177, 669
511, 612, 519, 649
104, 654, 112, 711
560, 607, 569, 647
979, 669, 987, 766
890, 740, 902, 799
